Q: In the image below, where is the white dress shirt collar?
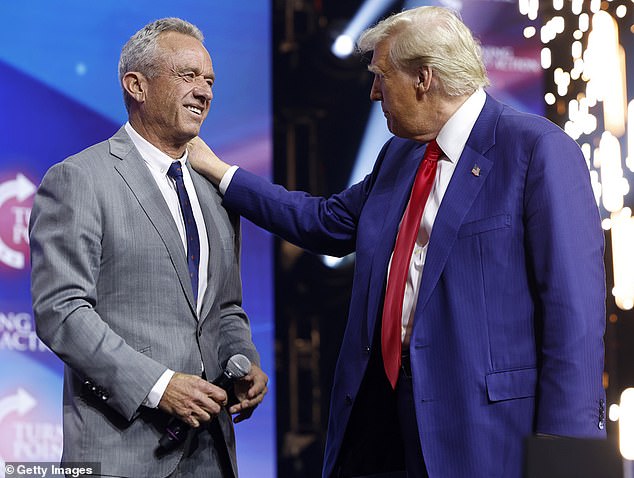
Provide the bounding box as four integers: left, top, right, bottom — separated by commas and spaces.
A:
436, 88, 486, 163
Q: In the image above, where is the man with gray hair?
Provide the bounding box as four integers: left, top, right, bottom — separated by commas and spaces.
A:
189, 5, 606, 477
30, 18, 267, 478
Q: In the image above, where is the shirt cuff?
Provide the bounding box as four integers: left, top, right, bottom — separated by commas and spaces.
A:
142, 369, 175, 409
219, 165, 239, 195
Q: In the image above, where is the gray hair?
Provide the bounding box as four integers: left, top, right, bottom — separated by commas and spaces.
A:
357, 6, 489, 96
118, 18, 204, 111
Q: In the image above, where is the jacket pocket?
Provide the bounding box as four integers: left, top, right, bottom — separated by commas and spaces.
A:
458, 214, 511, 238
486, 367, 537, 402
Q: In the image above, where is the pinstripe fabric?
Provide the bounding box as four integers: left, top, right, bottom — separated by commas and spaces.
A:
222, 94, 606, 478
30, 126, 260, 478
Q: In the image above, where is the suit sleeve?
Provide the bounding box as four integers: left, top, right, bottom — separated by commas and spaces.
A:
30, 161, 167, 421
221, 138, 398, 257
523, 130, 606, 437
223, 169, 366, 257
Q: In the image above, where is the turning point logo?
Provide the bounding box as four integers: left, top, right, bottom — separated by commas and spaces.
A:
0, 173, 36, 270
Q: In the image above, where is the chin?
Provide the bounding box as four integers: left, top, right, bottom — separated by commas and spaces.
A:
387, 124, 400, 137
182, 125, 202, 139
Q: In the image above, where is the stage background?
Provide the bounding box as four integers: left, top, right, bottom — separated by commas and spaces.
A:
0, 2, 275, 477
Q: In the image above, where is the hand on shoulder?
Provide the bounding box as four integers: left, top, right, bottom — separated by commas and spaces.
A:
187, 136, 231, 185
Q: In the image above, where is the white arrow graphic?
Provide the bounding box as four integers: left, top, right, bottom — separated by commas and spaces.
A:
0, 388, 37, 477
0, 174, 36, 269
0, 388, 37, 423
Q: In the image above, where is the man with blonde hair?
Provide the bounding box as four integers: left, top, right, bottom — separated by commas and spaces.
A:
190, 6, 605, 477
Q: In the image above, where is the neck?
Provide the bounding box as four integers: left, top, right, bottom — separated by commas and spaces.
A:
128, 115, 187, 159
412, 92, 472, 143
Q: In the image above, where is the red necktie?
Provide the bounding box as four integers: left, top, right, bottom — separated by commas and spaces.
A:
381, 140, 441, 388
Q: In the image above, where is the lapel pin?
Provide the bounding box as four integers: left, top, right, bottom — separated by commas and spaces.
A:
471, 165, 481, 177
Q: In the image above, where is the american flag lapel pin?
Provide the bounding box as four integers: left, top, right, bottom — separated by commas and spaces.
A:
471, 164, 481, 177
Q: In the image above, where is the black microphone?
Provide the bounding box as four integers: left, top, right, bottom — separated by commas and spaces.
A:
158, 354, 251, 451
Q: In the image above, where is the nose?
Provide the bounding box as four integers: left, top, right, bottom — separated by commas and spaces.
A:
194, 80, 213, 102
370, 77, 382, 102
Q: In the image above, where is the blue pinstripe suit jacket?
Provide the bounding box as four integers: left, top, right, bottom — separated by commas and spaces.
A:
223, 94, 607, 478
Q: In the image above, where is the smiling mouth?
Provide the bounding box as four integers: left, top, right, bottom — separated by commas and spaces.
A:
185, 105, 203, 116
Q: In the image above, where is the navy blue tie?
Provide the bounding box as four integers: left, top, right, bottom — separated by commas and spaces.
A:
167, 162, 200, 304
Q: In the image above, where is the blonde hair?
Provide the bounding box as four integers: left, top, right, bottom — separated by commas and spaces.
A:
357, 6, 489, 96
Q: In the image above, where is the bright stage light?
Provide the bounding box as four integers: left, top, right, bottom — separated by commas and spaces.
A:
330, 0, 397, 59
620, 388, 634, 459
332, 34, 355, 58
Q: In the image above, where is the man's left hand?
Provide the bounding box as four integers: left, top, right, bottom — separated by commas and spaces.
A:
228, 364, 268, 423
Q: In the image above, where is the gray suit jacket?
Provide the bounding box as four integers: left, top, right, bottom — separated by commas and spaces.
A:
30, 126, 260, 478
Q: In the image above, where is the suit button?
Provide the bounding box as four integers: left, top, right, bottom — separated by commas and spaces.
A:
82, 380, 93, 395
363, 346, 371, 354
198, 326, 203, 337
100, 387, 109, 400
598, 399, 606, 430
345, 394, 353, 405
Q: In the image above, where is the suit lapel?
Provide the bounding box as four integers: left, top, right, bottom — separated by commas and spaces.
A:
415, 95, 502, 315
108, 127, 198, 316
365, 141, 426, 341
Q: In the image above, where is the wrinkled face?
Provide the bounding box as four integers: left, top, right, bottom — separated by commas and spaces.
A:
368, 40, 421, 140
141, 31, 215, 151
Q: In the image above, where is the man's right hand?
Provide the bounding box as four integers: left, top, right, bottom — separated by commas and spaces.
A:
158, 372, 228, 428
187, 136, 231, 186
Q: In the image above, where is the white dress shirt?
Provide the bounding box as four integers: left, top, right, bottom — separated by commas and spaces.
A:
125, 122, 210, 408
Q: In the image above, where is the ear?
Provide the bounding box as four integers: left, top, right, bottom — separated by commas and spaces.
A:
122, 72, 147, 105
416, 65, 433, 96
